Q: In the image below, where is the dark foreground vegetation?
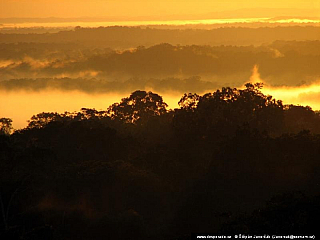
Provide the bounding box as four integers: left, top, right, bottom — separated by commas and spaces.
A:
1, 83, 320, 239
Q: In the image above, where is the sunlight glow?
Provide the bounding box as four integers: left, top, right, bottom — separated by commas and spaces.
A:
262, 84, 320, 110
249, 65, 320, 110
0, 90, 180, 130
1, 18, 320, 29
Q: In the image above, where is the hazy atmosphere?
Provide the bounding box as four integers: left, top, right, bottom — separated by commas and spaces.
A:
1, 27, 320, 129
1, 1, 320, 239
1, 0, 319, 18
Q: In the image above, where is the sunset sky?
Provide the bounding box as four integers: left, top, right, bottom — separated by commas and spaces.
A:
1, 0, 319, 18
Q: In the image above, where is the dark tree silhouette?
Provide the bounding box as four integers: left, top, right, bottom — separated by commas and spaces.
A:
2, 85, 320, 239
27, 112, 66, 129
284, 105, 320, 133
0, 118, 13, 135
194, 83, 284, 136
107, 90, 168, 124
178, 93, 200, 111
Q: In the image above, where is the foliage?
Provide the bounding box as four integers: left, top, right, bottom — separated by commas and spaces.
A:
2, 84, 320, 239
107, 90, 168, 124
0, 118, 13, 135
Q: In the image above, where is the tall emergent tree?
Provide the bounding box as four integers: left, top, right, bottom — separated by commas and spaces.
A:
108, 90, 168, 124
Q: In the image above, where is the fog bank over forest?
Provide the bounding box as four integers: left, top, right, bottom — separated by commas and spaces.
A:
1, 40, 320, 85
1, 26, 320, 128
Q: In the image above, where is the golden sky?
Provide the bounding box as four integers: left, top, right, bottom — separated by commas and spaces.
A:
0, 0, 319, 18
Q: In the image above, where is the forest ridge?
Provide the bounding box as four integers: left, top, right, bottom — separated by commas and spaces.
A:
1, 83, 320, 239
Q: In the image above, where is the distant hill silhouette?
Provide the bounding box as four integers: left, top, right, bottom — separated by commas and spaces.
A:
1, 26, 319, 48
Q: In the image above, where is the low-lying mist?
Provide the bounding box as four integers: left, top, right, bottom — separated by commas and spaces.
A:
3, 74, 320, 130
2, 41, 320, 130
1, 42, 319, 86
0, 77, 221, 94
262, 84, 320, 110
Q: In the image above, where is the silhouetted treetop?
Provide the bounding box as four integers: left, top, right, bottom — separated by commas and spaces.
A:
178, 93, 200, 111
0, 118, 13, 135
107, 90, 168, 124
27, 112, 69, 129
26, 108, 110, 129
176, 83, 285, 136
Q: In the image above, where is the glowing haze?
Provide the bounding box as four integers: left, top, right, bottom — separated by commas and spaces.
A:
0, 90, 180, 129
250, 66, 320, 111
3, 65, 320, 130
1, 0, 319, 18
